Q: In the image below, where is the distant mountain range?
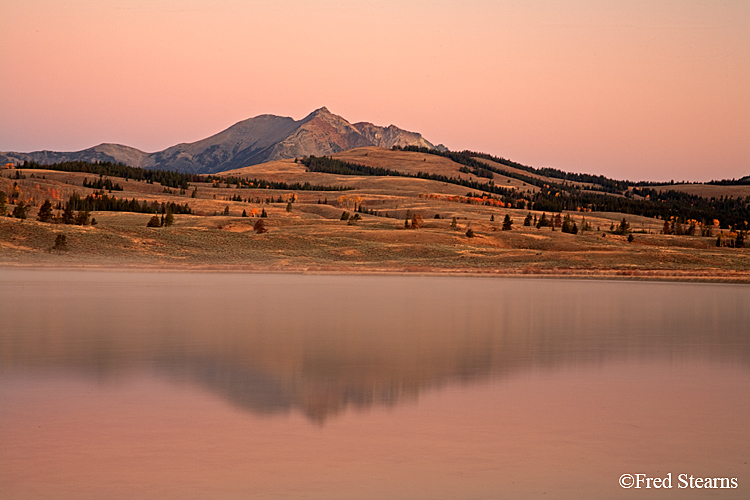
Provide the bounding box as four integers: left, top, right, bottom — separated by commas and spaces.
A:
0, 107, 442, 174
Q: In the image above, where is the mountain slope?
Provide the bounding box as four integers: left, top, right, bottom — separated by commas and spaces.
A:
0, 107, 440, 174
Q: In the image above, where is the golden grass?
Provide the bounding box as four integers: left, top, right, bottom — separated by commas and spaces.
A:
2, 156, 748, 282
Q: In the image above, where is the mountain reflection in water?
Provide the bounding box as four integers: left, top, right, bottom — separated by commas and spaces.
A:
1, 270, 748, 423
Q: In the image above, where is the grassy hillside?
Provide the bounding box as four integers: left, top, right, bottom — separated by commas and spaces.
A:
1, 149, 748, 280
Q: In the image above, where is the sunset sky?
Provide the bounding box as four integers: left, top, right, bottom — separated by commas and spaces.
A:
1, 0, 748, 182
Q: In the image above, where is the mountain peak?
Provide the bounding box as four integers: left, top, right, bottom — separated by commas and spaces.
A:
310, 106, 331, 117
0, 108, 439, 174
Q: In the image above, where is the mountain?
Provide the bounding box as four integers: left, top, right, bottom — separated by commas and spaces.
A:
0, 107, 442, 174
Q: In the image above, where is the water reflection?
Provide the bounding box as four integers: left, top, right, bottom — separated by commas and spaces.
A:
1, 270, 748, 422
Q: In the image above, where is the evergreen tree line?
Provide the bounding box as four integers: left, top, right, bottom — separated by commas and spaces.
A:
18, 160, 351, 192
528, 188, 750, 228
707, 178, 750, 186
20, 160, 198, 189
395, 145, 634, 193
304, 155, 750, 227
302, 155, 518, 199
207, 175, 351, 192
82, 177, 123, 191
65, 192, 192, 215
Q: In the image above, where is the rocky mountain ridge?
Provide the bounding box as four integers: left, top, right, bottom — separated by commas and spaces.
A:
1, 107, 442, 174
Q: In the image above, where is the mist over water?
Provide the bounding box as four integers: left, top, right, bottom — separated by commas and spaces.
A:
1, 271, 748, 499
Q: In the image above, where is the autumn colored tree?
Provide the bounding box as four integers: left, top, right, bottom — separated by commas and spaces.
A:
411, 214, 423, 229
37, 199, 54, 222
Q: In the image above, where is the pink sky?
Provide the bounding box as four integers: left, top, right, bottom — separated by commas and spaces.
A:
1, 0, 748, 182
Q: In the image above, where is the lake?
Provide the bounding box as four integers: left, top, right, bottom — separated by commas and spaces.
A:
1, 270, 748, 499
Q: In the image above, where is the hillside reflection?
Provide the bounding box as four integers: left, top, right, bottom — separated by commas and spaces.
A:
1, 271, 748, 422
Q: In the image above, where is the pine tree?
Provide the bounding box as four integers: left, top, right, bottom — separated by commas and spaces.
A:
0, 190, 7, 216
37, 199, 54, 222
561, 214, 575, 234
524, 213, 532, 226
613, 218, 630, 235
11, 201, 29, 219
62, 204, 75, 224
502, 214, 513, 231
74, 210, 90, 226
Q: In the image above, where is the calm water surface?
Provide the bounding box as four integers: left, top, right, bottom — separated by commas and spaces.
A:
0, 270, 748, 499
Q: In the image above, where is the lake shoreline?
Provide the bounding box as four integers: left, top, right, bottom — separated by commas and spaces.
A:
3, 261, 749, 284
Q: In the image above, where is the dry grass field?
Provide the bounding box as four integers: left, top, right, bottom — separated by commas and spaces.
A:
1, 149, 749, 282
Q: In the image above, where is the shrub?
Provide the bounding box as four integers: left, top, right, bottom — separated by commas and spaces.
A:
50, 234, 67, 252
254, 219, 267, 234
